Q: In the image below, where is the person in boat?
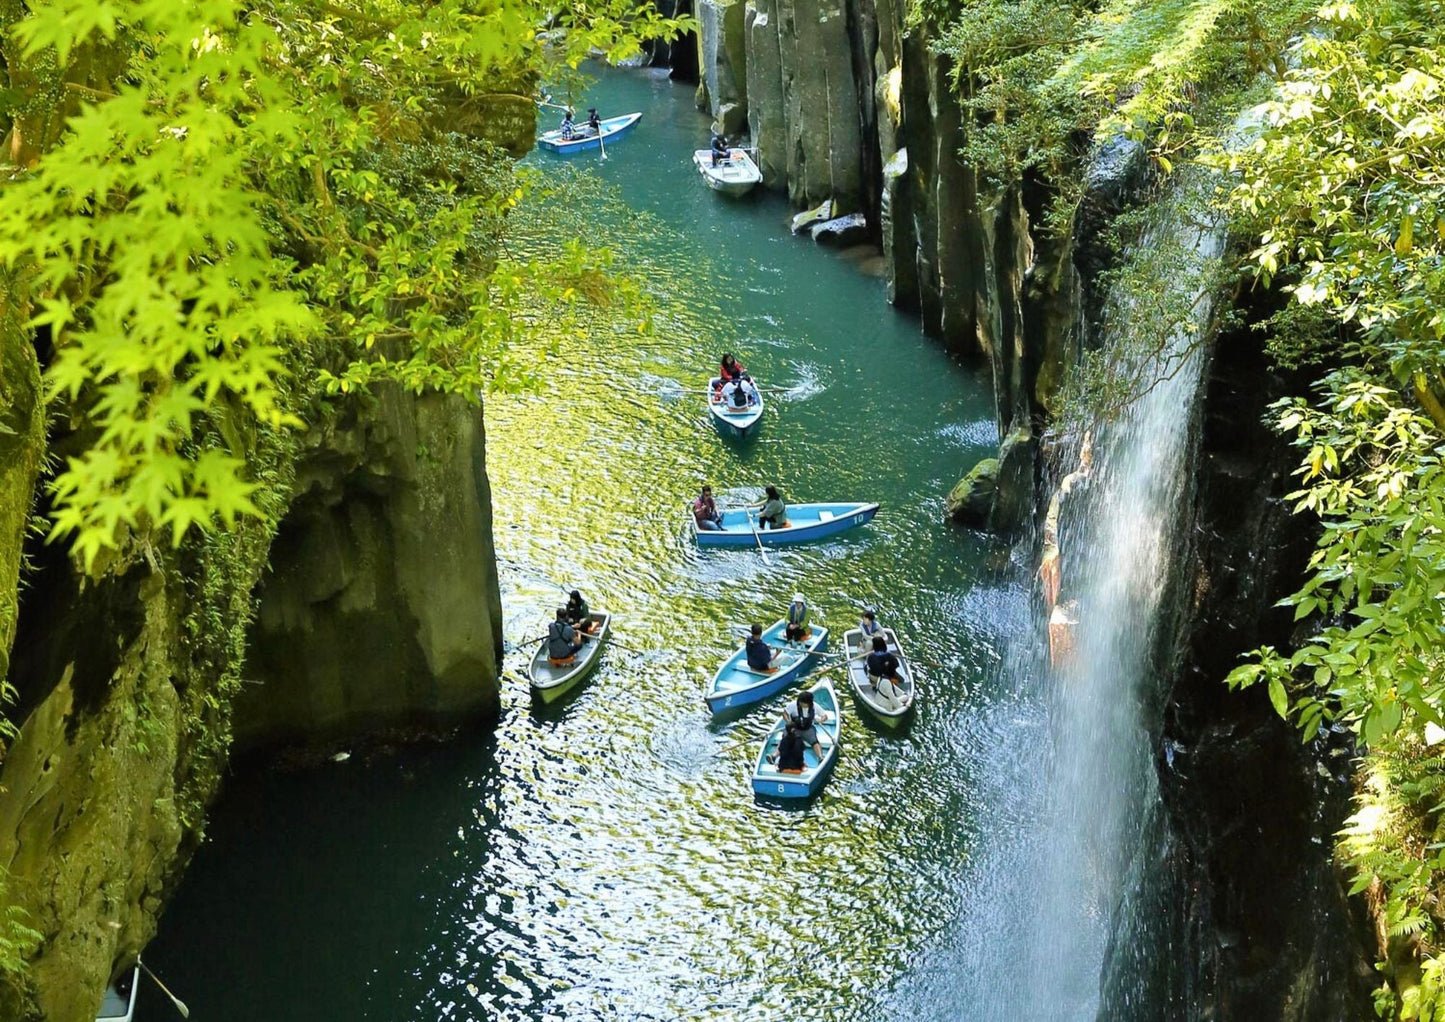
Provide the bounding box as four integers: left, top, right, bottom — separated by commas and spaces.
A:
693, 484, 724, 531
565, 589, 595, 633
587, 108, 601, 134
737, 372, 760, 406
745, 622, 779, 671
722, 376, 754, 410
781, 689, 829, 760
773, 724, 806, 771
784, 592, 809, 642
865, 634, 908, 712
718, 353, 746, 387
710, 131, 730, 166
560, 109, 576, 141
756, 485, 788, 530
857, 608, 883, 651
547, 608, 584, 663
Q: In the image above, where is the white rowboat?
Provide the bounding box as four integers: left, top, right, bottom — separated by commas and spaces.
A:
693, 148, 763, 196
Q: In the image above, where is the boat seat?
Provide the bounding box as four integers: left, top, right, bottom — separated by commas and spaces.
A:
818, 510, 835, 521
737, 663, 782, 677
548, 656, 577, 667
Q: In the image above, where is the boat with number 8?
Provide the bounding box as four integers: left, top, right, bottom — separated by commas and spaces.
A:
526, 612, 611, 702
705, 619, 828, 713
537, 113, 643, 154
692, 501, 879, 547
751, 679, 841, 799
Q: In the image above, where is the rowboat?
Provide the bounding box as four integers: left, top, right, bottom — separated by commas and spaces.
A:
537, 112, 643, 154
693, 501, 879, 547
705, 619, 828, 713
842, 627, 916, 726
96, 966, 138, 1021
527, 612, 611, 702
751, 679, 841, 799
693, 148, 763, 196
706, 376, 764, 438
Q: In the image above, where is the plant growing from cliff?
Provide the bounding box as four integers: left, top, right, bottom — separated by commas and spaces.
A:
0, 0, 687, 569
1219, 2, 1445, 1015
0, 870, 39, 979
928, 0, 1315, 218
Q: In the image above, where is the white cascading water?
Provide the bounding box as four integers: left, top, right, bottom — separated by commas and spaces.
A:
893, 189, 1227, 1020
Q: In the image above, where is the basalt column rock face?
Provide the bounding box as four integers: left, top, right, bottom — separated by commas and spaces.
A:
0, 492, 283, 1022
695, 0, 750, 136
744, 0, 867, 210
234, 387, 504, 746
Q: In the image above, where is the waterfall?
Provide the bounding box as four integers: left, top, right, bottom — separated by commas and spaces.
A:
894, 184, 1228, 1020
1024, 197, 1226, 1017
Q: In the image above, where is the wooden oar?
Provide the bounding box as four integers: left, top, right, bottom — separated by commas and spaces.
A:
746, 510, 771, 566
597, 119, 608, 162
908, 657, 947, 668
139, 960, 190, 1019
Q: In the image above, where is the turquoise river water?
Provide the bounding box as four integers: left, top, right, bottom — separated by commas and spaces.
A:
138, 67, 1049, 1021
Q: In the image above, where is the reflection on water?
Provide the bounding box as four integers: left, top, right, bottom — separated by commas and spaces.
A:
139, 67, 1014, 1021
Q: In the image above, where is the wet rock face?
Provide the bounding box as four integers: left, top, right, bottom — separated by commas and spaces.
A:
811, 211, 868, 246
236, 387, 504, 746
1144, 317, 1376, 1020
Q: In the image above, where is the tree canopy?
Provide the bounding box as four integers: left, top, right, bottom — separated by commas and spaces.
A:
0, 0, 685, 567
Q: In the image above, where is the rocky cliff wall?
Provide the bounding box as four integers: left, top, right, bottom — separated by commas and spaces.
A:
0, 467, 285, 1022
1144, 311, 1375, 1019
691, 0, 1125, 455
0, 383, 503, 1021
235, 388, 504, 746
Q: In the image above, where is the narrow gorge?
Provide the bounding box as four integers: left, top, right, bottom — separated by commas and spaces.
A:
1, 1, 1436, 1020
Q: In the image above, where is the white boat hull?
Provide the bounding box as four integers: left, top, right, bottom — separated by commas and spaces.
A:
693, 149, 763, 196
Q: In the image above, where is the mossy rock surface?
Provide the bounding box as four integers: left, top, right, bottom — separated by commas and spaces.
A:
946, 457, 999, 526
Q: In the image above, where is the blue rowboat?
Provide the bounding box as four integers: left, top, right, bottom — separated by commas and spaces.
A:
706, 376, 764, 439
526, 612, 611, 702
751, 679, 841, 799
705, 619, 828, 713
843, 626, 916, 726
693, 501, 879, 547
537, 112, 642, 154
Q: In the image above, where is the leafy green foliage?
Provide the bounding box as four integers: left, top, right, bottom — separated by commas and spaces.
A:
0, 0, 687, 568
927, 0, 1313, 196
1217, 2, 1445, 1014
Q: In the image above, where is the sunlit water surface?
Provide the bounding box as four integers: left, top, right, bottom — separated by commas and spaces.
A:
138, 67, 1040, 1021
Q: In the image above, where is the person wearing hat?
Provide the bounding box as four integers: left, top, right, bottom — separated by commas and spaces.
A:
737, 372, 760, 407
587, 107, 601, 134
784, 592, 810, 643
